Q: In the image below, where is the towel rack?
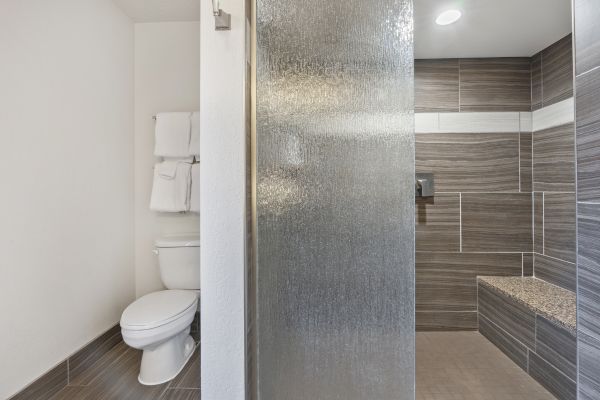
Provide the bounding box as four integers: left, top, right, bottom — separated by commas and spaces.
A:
212, 0, 231, 31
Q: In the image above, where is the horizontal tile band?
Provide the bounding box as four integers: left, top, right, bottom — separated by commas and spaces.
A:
415, 97, 574, 134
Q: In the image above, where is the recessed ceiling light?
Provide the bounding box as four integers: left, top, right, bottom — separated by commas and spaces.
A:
436, 10, 462, 26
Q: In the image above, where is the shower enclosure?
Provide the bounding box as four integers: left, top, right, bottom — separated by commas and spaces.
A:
250, 0, 416, 399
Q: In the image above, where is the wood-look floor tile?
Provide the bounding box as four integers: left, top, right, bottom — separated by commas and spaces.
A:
68, 340, 130, 386
9, 361, 68, 400
415, 194, 460, 252
533, 123, 576, 192
169, 347, 200, 389
416, 132, 520, 192
415, 59, 459, 113
161, 389, 200, 400
459, 58, 531, 112
65, 343, 169, 400
542, 34, 574, 107
48, 386, 86, 400
68, 324, 122, 384
462, 193, 532, 252
575, 68, 600, 202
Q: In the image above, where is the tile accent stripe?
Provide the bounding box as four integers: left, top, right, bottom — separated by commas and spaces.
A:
415, 98, 574, 134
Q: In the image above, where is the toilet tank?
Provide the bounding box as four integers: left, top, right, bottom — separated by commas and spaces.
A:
155, 236, 200, 290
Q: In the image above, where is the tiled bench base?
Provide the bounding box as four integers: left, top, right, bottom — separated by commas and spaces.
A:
477, 277, 576, 400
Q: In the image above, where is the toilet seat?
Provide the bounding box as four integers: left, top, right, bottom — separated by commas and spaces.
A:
121, 290, 197, 331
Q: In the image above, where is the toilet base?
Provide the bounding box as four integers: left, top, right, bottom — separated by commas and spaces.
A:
138, 328, 196, 385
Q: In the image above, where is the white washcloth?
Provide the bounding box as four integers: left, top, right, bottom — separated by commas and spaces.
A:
150, 161, 192, 212
154, 112, 192, 157
190, 163, 200, 213
189, 111, 200, 157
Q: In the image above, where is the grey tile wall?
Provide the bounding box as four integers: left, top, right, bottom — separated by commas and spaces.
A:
462, 193, 532, 252
523, 253, 534, 276
478, 283, 577, 400
575, 68, 600, 202
534, 253, 576, 292
532, 123, 576, 192
415, 132, 520, 193
459, 58, 531, 112
541, 34, 574, 107
531, 52, 543, 111
543, 193, 576, 263
574, 0, 600, 75
575, 1, 600, 396
415, 194, 460, 252
416, 311, 477, 331
520, 132, 533, 192
415, 59, 459, 113
416, 252, 521, 312
529, 352, 576, 400
533, 193, 544, 253
478, 284, 536, 348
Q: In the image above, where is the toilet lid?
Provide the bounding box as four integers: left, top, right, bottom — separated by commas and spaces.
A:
121, 290, 197, 330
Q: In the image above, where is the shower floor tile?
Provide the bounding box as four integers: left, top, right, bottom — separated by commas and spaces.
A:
417, 331, 556, 400
49, 342, 200, 400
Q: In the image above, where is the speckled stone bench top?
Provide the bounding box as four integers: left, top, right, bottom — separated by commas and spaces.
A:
478, 276, 576, 335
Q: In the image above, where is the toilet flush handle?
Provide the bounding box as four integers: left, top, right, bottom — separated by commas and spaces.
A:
152, 249, 159, 255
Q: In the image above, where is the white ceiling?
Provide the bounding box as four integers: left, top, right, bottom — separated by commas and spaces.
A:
415, 0, 572, 59
112, 0, 200, 22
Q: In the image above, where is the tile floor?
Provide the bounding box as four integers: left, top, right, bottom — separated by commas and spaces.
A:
48, 342, 200, 400
46, 330, 554, 400
417, 332, 556, 400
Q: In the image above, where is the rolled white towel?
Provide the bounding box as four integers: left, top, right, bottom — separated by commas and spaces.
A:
150, 160, 192, 212
190, 163, 200, 213
189, 111, 200, 157
154, 112, 192, 158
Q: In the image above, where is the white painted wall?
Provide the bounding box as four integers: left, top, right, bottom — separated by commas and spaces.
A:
0, 1, 135, 398
200, 0, 248, 398
134, 22, 200, 297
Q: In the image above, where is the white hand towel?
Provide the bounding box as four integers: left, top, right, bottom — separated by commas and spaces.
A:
190, 163, 200, 213
154, 112, 192, 157
189, 111, 200, 157
150, 161, 192, 212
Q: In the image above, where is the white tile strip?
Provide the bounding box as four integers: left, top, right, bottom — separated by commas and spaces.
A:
414, 97, 574, 134
531, 98, 575, 132
415, 113, 439, 133
520, 112, 533, 133
439, 112, 520, 133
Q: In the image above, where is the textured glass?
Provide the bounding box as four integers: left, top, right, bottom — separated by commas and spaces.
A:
255, 0, 415, 399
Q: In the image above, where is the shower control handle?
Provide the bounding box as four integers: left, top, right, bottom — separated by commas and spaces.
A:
416, 173, 435, 198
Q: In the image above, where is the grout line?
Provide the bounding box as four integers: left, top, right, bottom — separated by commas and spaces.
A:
458, 59, 461, 112
542, 192, 545, 255
518, 130, 522, 192
576, 64, 600, 78
533, 251, 576, 265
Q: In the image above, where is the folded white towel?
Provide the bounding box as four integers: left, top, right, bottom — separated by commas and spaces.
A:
154, 112, 192, 158
150, 161, 192, 212
190, 163, 200, 213
189, 111, 200, 157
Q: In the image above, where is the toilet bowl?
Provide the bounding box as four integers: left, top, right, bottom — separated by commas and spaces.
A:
120, 236, 200, 385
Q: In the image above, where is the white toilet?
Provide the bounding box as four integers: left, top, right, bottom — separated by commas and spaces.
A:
120, 235, 200, 385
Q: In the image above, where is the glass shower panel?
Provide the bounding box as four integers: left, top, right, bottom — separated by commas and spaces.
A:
255, 0, 415, 399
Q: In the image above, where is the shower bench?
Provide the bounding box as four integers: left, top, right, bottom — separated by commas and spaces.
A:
477, 276, 576, 400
